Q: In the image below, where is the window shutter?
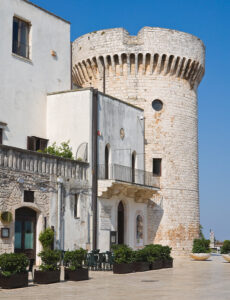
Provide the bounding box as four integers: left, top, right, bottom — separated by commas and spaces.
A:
40, 139, 48, 151
27, 136, 35, 151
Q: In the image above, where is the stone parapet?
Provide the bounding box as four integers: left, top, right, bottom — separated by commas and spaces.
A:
0, 145, 89, 181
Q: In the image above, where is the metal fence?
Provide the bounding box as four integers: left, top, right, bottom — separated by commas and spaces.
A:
97, 164, 159, 188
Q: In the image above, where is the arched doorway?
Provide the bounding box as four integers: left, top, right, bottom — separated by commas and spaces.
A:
14, 207, 37, 259
117, 201, 124, 244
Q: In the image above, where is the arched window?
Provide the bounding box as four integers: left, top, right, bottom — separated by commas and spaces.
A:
136, 215, 143, 246
105, 144, 110, 179
131, 151, 136, 183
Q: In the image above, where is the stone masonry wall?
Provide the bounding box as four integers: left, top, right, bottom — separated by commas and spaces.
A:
0, 166, 50, 254
72, 27, 205, 254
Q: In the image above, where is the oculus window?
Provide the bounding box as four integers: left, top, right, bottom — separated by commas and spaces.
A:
152, 99, 163, 111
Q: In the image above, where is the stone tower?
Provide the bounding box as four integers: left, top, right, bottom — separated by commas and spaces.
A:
72, 27, 205, 254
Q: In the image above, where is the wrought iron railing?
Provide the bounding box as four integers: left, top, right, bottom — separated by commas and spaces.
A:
97, 164, 160, 188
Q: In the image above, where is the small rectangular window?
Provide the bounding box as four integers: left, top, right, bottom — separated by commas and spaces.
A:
153, 158, 162, 176
74, 194, 80, 219
27, 136, 48, 151
12, 17, 30, 59
24, 190, 34, 203
0, 129, 2, 145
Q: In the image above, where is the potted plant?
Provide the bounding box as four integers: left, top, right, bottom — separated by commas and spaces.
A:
34, 228, 60, 284
190, 238, 211, 260
0, 211, 13, 224
143, 244, 164, 270
161, 245, 173, 268
64, 248, 88, 281
132, 248, 150, 272
221, 240, 230, 262
38, 227, 54, 250
0, 253, 29, 289
112, 245, 135, 274
34, 249, 61, 284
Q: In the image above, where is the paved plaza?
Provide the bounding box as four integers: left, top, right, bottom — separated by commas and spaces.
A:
0, 255, 230, 300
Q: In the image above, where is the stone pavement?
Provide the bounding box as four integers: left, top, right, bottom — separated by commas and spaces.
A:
0, 255, 230, 300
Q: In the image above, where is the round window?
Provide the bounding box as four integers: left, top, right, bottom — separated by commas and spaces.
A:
152, 99, 163, 111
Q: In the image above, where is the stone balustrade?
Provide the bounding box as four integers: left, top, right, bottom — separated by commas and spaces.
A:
0, 145, 89, 181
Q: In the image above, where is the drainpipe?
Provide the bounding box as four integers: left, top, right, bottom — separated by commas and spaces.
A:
92, 89, 98, 250
57, 177, 63, 250
70, 42, 73, 90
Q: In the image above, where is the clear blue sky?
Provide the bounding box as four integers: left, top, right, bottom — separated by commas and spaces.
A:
32, 0, 230, 241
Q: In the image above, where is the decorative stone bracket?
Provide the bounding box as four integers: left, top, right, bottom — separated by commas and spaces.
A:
98, 179, 159, 203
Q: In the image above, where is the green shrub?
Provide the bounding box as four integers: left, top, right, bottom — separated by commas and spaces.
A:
221, 240, 230, 254
132, 248, 146, 262
39, 141, 73, 159
64, 248, 87, 270
142, 244, 163, 263
39, 228, 54, 250
112, 244, 134, 264
161, 246, 173, 261
38, 250, 61, 271
0, 253, 29, 277
192, 238, 210, 253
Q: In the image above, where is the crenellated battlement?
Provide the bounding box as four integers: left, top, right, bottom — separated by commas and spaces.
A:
72, 27, 205, 89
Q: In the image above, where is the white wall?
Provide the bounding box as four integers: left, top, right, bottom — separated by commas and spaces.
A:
46, 89, 92, 161
0, 0, 71, 148
98, 197, 147, 251
97, 93, 145, 170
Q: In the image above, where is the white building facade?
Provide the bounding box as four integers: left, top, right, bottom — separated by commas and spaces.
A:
0, 0, 159, 262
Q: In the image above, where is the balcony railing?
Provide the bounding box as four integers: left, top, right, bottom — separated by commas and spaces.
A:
0, 145, 88, 181
97, 164, 160, 188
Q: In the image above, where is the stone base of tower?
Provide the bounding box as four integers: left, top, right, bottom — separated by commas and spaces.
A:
147, 189, 200, 256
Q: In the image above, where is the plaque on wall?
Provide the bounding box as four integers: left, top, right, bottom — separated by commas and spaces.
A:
1, 228, 10, 238
100, 205, 112, 230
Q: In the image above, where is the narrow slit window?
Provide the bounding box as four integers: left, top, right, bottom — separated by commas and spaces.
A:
153, 158, 162, 176
74, 194, 80, 219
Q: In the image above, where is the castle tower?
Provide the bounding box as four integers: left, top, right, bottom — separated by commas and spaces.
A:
72, 27, 205, 254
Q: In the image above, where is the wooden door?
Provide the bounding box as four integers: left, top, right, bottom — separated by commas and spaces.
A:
117, 201, 124, 244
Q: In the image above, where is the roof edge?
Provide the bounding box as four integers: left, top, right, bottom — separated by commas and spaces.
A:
21, 0, 70, 24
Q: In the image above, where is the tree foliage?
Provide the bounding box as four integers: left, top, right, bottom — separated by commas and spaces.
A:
39, 228, 54, 250
39, 141, 73, 159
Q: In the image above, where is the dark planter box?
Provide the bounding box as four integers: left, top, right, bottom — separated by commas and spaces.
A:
34, 270, 60, 284
65, 268, 89, 281
0, 272, 28, 289
150, 260, 163, 270
163, 259, 173, 268
113, 263, 134, 274
133, 262, 150, 272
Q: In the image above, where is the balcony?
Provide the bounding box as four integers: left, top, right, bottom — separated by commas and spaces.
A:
97, 164, 160, 188
0, 145, 88, 181
97, 164, 160, 203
